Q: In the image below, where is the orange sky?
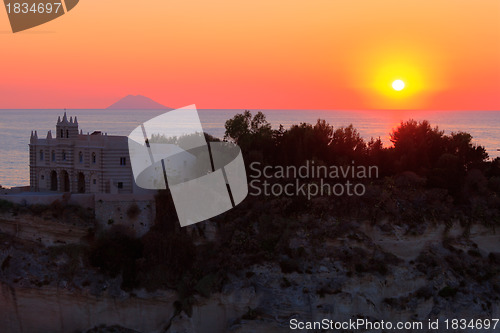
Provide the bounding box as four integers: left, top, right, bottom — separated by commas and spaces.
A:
0, 0, 499, 110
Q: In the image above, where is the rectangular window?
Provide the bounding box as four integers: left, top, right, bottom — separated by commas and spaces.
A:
40, 151, 44, 161
117, 182, 123, 189
120, 157, 127, 166
93, 179, 97, 185
52, 151, 56, 162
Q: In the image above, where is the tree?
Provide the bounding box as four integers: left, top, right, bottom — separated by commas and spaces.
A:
224, 111, 274, 162
447, 132, 488, 169
224, 111, 271, 145
390, 120, 445, 172
224, 111, 252, 145
330, 124, 367, 163
279, 122, 315, 165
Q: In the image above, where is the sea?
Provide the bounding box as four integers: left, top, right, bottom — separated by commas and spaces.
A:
0, 109, 499, 188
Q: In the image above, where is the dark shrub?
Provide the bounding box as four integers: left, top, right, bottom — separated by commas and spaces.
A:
415, 286, 434, 300
279, 258, 302, 274
0, 200, 14, 213
438, 286, 458, 298
141, 231, 196, 283
126, 203, 141, 219
89, 227, 143, 290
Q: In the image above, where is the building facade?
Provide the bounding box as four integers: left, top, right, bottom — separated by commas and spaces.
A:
29, 113, 134, 194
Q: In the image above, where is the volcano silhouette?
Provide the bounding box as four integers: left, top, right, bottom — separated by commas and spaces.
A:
4, 0, 79, 33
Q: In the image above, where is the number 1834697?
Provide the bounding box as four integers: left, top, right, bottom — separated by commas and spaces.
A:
444, 319, 499, 330
6, 2, 62, 14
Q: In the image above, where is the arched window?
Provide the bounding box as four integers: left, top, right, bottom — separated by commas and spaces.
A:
39, 150, 44, 161
79, 151, 83, 163
62, 150, 66, 161
92, 152, 96, 164
66, 130, 69, 138
51, 150, 56, 162
60, 129, 63, 138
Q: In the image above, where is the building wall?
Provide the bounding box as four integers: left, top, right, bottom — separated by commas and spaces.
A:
22, 115, 158, 238
30, 131, 134, 194
0, 193, 157, 239
94, 194, 156, 237
0, 193, 95, 209
101, 146, 134, 194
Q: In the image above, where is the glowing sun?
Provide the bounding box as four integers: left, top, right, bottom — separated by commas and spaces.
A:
392, 79, 405, 91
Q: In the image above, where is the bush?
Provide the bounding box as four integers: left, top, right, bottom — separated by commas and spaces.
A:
28, 204, 48, 215
48, 244, 87, 279
242, 307, 263, 320
415, 286, 434, 300
438, 286, 458, 298
279, 258, 301, 274
89, 227, 143, 290
0, 200, 14, 213
141, 230, 195, 282
126, 203, 141, 219
194, 274, 217, 298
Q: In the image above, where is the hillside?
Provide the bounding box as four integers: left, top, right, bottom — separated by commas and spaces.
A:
106, 95, 172, 110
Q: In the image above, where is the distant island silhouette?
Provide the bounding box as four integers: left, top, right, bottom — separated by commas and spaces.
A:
106, 95, 172, 110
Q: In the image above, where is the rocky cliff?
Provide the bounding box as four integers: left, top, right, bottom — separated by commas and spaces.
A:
0, 216, 498, 332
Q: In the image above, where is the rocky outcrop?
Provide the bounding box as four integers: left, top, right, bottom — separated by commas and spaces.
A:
0, 286, 176, 333
0, 210, 498, 332
0, 212, 90, 246
0, 284, 262, 333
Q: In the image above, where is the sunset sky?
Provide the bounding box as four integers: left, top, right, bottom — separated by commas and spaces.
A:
0, 0, 499, 110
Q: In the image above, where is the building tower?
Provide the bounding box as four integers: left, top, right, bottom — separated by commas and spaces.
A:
56, 112, 79, 139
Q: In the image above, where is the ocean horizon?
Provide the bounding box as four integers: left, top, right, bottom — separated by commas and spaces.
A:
1, 108, 499, 188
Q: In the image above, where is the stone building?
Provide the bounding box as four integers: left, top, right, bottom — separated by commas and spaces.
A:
29, 113, 135, 194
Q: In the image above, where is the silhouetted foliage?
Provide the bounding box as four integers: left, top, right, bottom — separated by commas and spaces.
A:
224, 112, 492, 200
390, 120, 488, 172
224, 110, 273, 159
390, 120, 448, 175
89, 226, 143, 290
330, 124, 367, 163
135, 190, 196, 292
